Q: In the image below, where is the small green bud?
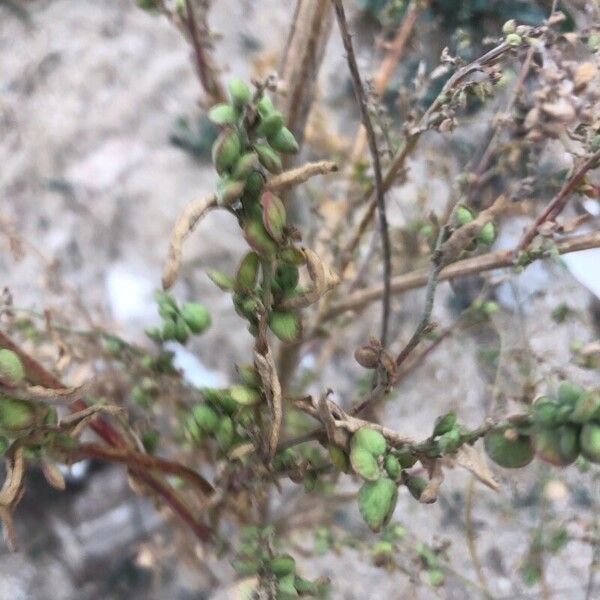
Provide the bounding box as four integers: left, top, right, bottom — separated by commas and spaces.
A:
232, 559, 260, 576
280, 246, 306, 266
216, 415, 235, 451
268, 311, 302, 343
181, 303, 211, 334
243, 216, 278, 257
558, 381, 585, 406
432, 411, 457, 437
294, 577, 318, 595
484, 428, 534, 468
358, 478, 398, 532
145, 326, 163, 342
230, 384, 262, 406
477, 221, 496, 245
351, 427, 388, 457
428, 569, 445, 587
580, 422, 600, 463
384, 454, 402, 480
506, 33, 522, 46
270, 554, 296, 577
405, 474, 427, 501
142, 429, 160, 453
277, 573, 298, 596
161, 318, 176, 341
207, 270, 235, 291
502, 19, 516, 34
174, 316, 190, 344
236, 364, 261, 388
217, 177, 245, 206
232, 152, 259, 180
569, 393, 600, 424
212, 129, 241, 175
208, 103, 238, 126
455, 205, 474, 227
395, 448, 417, 468
261, 191, 286, 244
0, 396, 37, 433
0, 349, 25, 385
257, 111, 284, 138
268, 126, 299, 154
350, 447, 380, 481
328, 444, 349, 472
534, 426, 579, 466
254, 143, 283, 174
438, 428, 461, 454
274, 264, 299, 292
257, 95, 276, 118
193, 404, 219, 433
228, 77, 251, 107
235, 251, 260, 291
532, 398, 563, 427
243, 170, 264, 198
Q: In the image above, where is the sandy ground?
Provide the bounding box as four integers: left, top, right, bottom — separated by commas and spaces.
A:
1, 1, 600, 599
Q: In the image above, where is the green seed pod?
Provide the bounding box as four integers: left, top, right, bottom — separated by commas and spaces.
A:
432, 411, 457, 437
270, 554, 296, 577
161, 318, 176, 341
202, 387, 239, 415
273, 448, 296, 470
569, 393, 600, 424
257, 95, 276, 118
404, 474, 427, 501
174, 316, 190, 344
208, 103, 238, 126
235, 251, 260, 291
243, 216, 278, 257
558, 381, 585, 406
580, 422, 600, 463
532, 397, 562, 426
145, 326, 162, 342
232, 152, 259, 181
502, 19, 516, 34
244, 170, 264, 198
534, 426, 579, 466
358, 477, 398, 532
236, 364, 261, 388
193, 404, 219, 433
261, 191, 286, 244
217, 177, 245, 206
254, 143, 283, 174
0, 350, 25, 385
257, 111, 284, 138
181, 303, 211, 334
328, 444, 349, 473
228, 77, 251, 108
216, 415, 234, 451
207, 270, 235, 291
506, 33, 522, 46
212, 129, 241, 175
455, 205, 474, 227
384, 454, 402, 480
280, 246, 306, 266
350, 447, 380, 481
230, 384, 262, 406
477, 221, 496, 245
277, 573, 298, 597
484, 428, 534, 468
438, 428, 461, 455
185, 414, 204, 444
274, 264, 299, 293
428, 569, 445, 587
268, 311, 302, 343
0, 396, 37, 433
351, 427, 388, 457
395, 448, 417, 468
231, 559, 260, 576
294, 577, 318, 595
268, 126, 299, 154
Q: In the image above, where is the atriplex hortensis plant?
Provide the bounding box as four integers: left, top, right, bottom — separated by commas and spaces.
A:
2, 0, 600, 596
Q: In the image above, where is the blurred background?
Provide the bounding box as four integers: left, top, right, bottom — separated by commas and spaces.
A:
1, 0, 599, 598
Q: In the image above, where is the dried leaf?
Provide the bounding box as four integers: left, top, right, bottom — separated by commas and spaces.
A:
454, 444, 500, 491
574, 62, 598, 90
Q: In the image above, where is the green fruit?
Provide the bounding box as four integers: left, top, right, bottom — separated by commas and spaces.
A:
207, 270, 235, 291
384, 454, 402, 480
261, 191, 286, 244
257, 112, 284, 138
280, 247, 306, 266
533, 426, 579, 466
558, 381, 585, 405
243, 217, 278, 256
350, 447, 380, 481
230, 384, 262, 406
202, 388, 238, 415
268, 126, 299, 154
405, 475, 427, 501
270, 554, 295, 577
192, 404, 219, 433
235, 251, 260, 291
438, 428, 461, 454
351, 427, 387, 457
212, 129, 241, 175
268, 311, 302, 343
294, 577, 318, 595
532, 398, 563, 427
217, 177, 245, 206
174, 316, 190, 344
477, 221, 496, 245
358, 478, 398, 532
257, 95, 275, 118
569, 393, 600, 424
432, 411, 457, 437
580, 422, 600, 463
236, 364, 261, 388
456, 205, 474, 226
216, 416, 234, 451
484, 428, 534, 468
0, 349, 25, 385
232, 152, 259, 180
274, 264, 299, 293
244, 170, 264, 198
506, 33, 522, 46
0, 396, 36, 434
395, 448, 417, 468
228, 77, 251, 107
185, 414, 204, 444
208, 103, 238, 125
254, 143, 282, 174
277, 573, 298, 597
181, 303, 211, 334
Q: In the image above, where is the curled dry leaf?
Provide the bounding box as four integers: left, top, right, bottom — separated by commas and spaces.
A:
0, 445, 25, 552
419, 459, 444, 504
0, 381, 94, 406
453, 443, 500, 491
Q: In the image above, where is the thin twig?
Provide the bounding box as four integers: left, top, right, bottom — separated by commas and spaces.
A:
517, 149, 600, 252
333, 0, 392, 344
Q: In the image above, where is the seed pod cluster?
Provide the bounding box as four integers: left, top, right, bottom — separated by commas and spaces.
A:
484, 381, 600, 469
147, 292, 211, 345
453, 203, 497, 249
